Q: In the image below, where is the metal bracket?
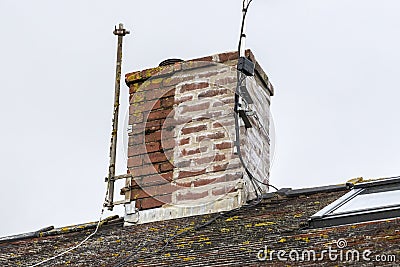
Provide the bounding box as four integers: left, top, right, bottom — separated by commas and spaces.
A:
113, 24, 130, 36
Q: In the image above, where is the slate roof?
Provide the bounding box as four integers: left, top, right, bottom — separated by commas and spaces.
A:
1, 184, 399, 267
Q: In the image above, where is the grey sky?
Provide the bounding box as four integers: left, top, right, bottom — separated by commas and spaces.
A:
0, 0, 399, 237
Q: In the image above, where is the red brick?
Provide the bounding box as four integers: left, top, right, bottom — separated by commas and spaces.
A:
175, 95, 193, 104
225, 172, 243, 182
181, 147, 207, 156
146, 142, 160, 153
205, 111, 223, 118
130, 187, 150, 199
129, 177, 138, 187
212, 186, 236, 196
190, 56, 213, 63
161, 138, 176, 151
215, 77, 236, 85
125, 71, 142, 83
128, 144, 146, 157
148, 109, 173, 121
145, 131, 162, 143
212, 121, 233, 129
222, 98, 235, 104
138, 172, 173, 187
129, 134, 144, 145
217, 51, 238, 63
129, 123, 145, 135
195, 154, 226, 165
198, 71, 220, 78
212, 161, 241, 172
174, 160, 191, 168
161, 171, 173, 181
179, 137, 190, 145
129, 120, 163, 136
129, 83, 141, 94
181, 148, 200, 156
198, 88, 228, 98
176, 190, 208, 202
145, 119, 163, 132
160, 97, 175, 108
148, 183, 177, 196
215, 141, 233, 150
145, 87, 175, 101
129, 92, 145, 106
193, 177, 216, 187
161, 117, 178, 128
175, 180, 192, 188
197, 132, 225, 141
157, 64, 181, 76
129, 113, 144, 124
146, 152, 168, 163
140, 78, 163, 91
130, 164, 159, 177
132, 183, 177, 199
127, 156, 142, 168
164, 88, 175, 98
159, 161, 174, 172
178, 169, 206, 179
136, 194, 172, 210
161, 126, 175, 139
212, 162, 228, 172
181, 82, 209, 93
212, 102, 223, 108
163, 76, 183, 87
163, 149, 174, 161
181, 102, 210, 113
181, 125, 207, 135
131, 100, 161, 112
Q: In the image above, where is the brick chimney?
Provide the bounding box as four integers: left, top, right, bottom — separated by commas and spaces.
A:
122, 50, 274, 224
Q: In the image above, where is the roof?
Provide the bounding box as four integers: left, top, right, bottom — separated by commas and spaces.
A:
1, 183, 399, 266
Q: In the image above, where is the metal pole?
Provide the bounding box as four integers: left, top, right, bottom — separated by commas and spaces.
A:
106, 23, 130, 210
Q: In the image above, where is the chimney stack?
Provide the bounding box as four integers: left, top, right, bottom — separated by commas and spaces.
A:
123, 50, 274, 224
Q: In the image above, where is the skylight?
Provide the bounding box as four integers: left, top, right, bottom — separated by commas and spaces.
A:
309, 177, 400, 228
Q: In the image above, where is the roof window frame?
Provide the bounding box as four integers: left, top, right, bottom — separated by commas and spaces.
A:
309, 177, 400, 228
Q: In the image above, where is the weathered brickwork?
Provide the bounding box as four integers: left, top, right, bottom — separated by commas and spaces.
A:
123, 50, 274, 222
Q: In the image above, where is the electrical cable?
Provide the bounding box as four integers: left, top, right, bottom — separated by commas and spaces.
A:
111, 197, 271, 267
238, 0, 253, 54
235, 0, 279, 197
27, 185, 111, 266
27, 207, 106, 267
111, 1, 281, 266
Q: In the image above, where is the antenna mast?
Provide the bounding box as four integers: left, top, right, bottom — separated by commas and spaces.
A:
105, 23, 130, 211
238, 0, 252, 57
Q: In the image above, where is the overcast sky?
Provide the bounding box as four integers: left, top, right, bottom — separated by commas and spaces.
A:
1, 0, 399, 237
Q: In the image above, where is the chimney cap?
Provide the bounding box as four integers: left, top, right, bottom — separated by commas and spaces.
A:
159, 58, 184, 67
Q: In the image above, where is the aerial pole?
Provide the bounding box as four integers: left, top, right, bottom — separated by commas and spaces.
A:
238, 0, 252, 57
106, 23, 130, 211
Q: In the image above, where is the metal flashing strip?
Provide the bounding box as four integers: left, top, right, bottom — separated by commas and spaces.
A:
354, 176, 400, 189
284, 184, 348, 197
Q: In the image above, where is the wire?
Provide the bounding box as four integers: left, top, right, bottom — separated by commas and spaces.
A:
27, 197, 108, 266
235, 0, 279, 198
111, 197, 270, 267
111, 2, 279, 266
238, 0, 253, 53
